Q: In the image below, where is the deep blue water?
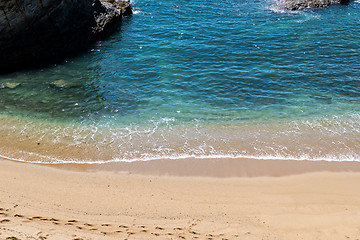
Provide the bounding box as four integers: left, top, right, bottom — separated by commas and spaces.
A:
0, 0, 359, 163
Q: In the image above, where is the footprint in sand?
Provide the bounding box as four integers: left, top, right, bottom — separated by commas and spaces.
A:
0, 219, 10, 223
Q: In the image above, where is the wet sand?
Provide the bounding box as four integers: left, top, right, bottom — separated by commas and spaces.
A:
1, 158, 360, 240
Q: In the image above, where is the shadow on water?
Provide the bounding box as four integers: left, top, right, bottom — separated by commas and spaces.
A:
0, 16, 141, 123
0, 77, 143, 123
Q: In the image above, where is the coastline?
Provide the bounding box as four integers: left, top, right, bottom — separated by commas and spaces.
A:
1, 158, 360, 239
1, 0, 359, 238
55, 157, 360, 177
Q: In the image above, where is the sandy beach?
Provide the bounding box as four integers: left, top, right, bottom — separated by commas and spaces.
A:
1, 0, 359, 239
0, 158, 360, 240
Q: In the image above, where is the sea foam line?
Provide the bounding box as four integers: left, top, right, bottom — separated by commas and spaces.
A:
0, 152, 359, 165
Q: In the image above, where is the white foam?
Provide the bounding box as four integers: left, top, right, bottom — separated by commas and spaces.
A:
132, 10, 142, 14
1, 152, 359, 165
1, 113, 359, 165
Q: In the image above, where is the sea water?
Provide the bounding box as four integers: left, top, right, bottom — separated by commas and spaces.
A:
0, 0, 359, 163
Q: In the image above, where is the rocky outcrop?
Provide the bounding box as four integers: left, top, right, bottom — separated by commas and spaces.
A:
0, 0, 132, 73
273, 0, 350, 11
93, 0, 132, 36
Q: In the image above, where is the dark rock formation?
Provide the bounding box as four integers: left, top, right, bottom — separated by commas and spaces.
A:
273, 0, 350, 11
0, 0, 132, 73
339, 0, 350, 4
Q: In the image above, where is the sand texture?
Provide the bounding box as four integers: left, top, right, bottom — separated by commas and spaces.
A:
1, 159, 360, 240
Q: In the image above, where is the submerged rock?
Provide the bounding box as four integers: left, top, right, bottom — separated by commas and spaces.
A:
49, 80, 79, 89
0, 0, 132, 73
0, 82, 21, 89
273, 0, 350, 10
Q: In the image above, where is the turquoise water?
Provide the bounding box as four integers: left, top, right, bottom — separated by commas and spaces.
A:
0, 0, 359, 163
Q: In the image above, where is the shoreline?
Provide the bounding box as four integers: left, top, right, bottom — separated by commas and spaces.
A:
1, 112, 359, 165
1, 157, 360, 239
54, 157, 360, 177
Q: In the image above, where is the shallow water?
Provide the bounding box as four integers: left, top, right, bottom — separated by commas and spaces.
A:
0, 0, 359, 163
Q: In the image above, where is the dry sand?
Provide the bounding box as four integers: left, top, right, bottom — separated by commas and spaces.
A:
1, 158, 360, 240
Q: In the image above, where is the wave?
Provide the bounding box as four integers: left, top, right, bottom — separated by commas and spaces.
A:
0, 111, 359, 165
1, 152, 359, 165
1, 115, 359, 164
132, 9, 142, 14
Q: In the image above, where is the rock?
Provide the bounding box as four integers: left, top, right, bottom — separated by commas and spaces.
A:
273, 0, 350, 10
0, 0, 132, 73
0, 82, 21, 89
49, 80, 79, 89
93, 0, 131, 37
5, 82, 21, 89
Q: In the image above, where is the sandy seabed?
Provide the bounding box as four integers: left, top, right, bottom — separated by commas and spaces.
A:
1, 158, 360, 240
